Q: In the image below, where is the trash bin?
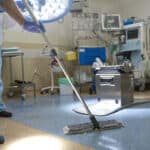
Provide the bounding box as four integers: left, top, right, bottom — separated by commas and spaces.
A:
58, 77, 73, 95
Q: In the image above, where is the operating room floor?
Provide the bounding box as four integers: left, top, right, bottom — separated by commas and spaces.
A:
5, 92, 150, 150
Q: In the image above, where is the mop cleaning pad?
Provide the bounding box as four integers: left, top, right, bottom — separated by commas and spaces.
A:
63, 119, 123, 135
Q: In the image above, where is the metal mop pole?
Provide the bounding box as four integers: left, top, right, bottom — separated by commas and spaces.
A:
22, 0, 100, 129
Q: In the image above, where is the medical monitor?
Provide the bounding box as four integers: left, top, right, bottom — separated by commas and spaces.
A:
101, 14, 122, 31
127, 29, 139, 40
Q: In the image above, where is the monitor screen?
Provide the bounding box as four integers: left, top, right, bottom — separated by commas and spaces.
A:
127, 29, 139, 40
101, 14, 122, 31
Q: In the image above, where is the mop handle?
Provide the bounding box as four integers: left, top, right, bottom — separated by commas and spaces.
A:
22, 0, 51, 48
22, 0, 94, 117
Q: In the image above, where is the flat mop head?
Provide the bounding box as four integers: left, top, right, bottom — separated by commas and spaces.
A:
63, 120, 123, 135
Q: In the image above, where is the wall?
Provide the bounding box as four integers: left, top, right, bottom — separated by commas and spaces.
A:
71, 0, 122, 66
88, 0, 119, 13
3, 14, 73, 48
117, 0, 150, 20
2, 0, 120, 95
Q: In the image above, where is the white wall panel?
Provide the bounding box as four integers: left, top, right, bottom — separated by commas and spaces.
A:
117, 0, 150, 20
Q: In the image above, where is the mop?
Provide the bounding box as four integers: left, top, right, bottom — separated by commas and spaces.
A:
23, 0, 123, 134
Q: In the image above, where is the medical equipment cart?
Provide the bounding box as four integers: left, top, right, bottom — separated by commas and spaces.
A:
95, 63, 134, 105
2, 48, 36, 101
118, 22, 150, 91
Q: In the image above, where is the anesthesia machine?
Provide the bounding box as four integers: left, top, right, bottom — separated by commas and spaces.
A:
118, 22, 150, 90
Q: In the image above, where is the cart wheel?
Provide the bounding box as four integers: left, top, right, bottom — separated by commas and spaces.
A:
97, 97, 101, 101
115, 99, 119, 104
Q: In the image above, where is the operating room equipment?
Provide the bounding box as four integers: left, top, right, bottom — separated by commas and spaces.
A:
95, 62, 134, 106
92, 57, 105, 70
77, 47, 106, 94
23, 0, 122, 135
2, 48, 24, 97
74, 61, 134, 116
100, 15, 150, 90
40, 55, 62, 95
118, 22, 150, 90
101, 14, 122, 31
2, 48, 36, 101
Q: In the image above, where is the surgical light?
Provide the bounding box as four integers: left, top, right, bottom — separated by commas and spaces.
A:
15, 0, 73, 23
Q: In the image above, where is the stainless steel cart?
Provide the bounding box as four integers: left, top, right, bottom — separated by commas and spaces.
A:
2, 48, 36, 101
95, 65, 134, 106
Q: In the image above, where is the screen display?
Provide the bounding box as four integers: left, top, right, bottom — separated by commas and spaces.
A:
101, 14, 122, 31
127, 29, 139, 40
104, 16, 120, 29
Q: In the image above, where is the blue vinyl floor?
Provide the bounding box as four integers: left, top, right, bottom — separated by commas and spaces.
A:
5, 95, 150, 150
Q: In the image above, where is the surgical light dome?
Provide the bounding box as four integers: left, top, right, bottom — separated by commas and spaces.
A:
15, 0, 73, 23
